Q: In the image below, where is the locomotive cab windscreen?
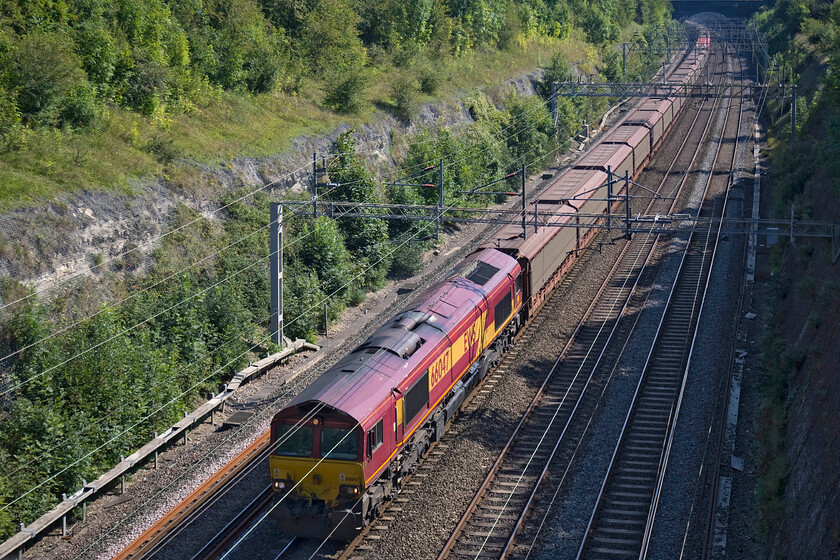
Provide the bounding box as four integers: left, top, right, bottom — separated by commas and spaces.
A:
269, 405, 365, 506
272, 410, 361, 461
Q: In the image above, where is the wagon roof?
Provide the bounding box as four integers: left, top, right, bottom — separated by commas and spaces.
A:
601, 124, 649, 147
637, 98, 672, 114
575, 142, 633, 170
487, 168, 607, 259
625, 109, 664, 127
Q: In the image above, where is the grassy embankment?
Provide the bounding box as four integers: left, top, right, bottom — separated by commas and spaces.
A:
0, 33, 608, 211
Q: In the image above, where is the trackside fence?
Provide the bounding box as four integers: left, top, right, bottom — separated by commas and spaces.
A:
0, 338, 318, 560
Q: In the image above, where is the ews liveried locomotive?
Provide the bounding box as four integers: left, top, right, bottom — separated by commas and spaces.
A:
268, 30, 710, 539
269, 249, 523, 538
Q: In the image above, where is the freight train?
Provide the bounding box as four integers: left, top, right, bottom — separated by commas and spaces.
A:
268, 33, 710, 540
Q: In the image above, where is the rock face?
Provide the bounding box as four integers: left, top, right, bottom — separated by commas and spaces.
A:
0, 73, 541, 296
768, 212, 840, 559
759, 102, 840, 558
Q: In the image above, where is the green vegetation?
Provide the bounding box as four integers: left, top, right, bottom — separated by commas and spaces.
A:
0, 83, 614, 539
0, 0, 671, 209
753, 0, 840, 546
0, 0, 675, 540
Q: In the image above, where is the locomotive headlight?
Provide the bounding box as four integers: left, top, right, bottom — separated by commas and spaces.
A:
273, 480, 286, 490
339, 484, 360, 498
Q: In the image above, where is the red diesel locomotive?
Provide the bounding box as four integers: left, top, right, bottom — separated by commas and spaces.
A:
270, 248, 523, 538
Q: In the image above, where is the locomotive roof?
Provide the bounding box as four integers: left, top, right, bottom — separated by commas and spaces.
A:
284, 248, 519, 429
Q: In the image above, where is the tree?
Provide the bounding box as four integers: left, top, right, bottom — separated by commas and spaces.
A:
327, 132, 392, 288
581, 6, 619, 46
258, 0, 319, 34
294, 216, 353, 301
73, 17, 118, 86
11, 32, 92, 125
537, 51, 573, 100
505, 92, 557, 171
283, 264, 324, 341
205, 0, 290, 93
299, 0, 366, 75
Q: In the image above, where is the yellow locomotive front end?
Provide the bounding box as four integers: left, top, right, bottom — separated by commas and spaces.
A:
269, 412, 366, 539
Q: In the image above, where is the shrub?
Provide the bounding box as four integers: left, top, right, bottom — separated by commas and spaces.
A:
497, 3, 524, 50
418, 62, 442, 94
388, 239, 426, 279
145, 130, 182, 163
391, 72, 418, 123
0, 90, 21, 149
12, 32, 90, 125
324, 66, 368, 114
124, 54, 171, 115
59, 83, 101, 129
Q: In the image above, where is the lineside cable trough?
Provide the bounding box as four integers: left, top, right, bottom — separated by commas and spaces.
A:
0, 338, 317, 560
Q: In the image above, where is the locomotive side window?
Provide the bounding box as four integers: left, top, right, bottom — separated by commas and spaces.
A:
275, 425, 313, 457
403, 371, 430, 427
367, 419, 384, 458
494, 292, 512, 325
320, 427, 359, 460
515, 273, 522, 294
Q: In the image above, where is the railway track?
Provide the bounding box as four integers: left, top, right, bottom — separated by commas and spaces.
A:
433, 41, 742, 560
575, 45, 747, 560
111, 34, 736, 560
113, 433, 269, 560
191, 485, 273, 559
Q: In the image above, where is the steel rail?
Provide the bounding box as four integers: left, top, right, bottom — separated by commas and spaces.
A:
514, 44, 742, 560
641, 76, 745, 559
687, 45, 750, 560
112, 432, 269, 560
642, 44, 747, 557
436, 222, 652, 560
190, 485, 273, 560
106, 77, 639, 560
195, 487, 275, 560
337, 43, 708, 560
576, 44, 745, 560
500, 42, 736, 560
436, 42, 731, 560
